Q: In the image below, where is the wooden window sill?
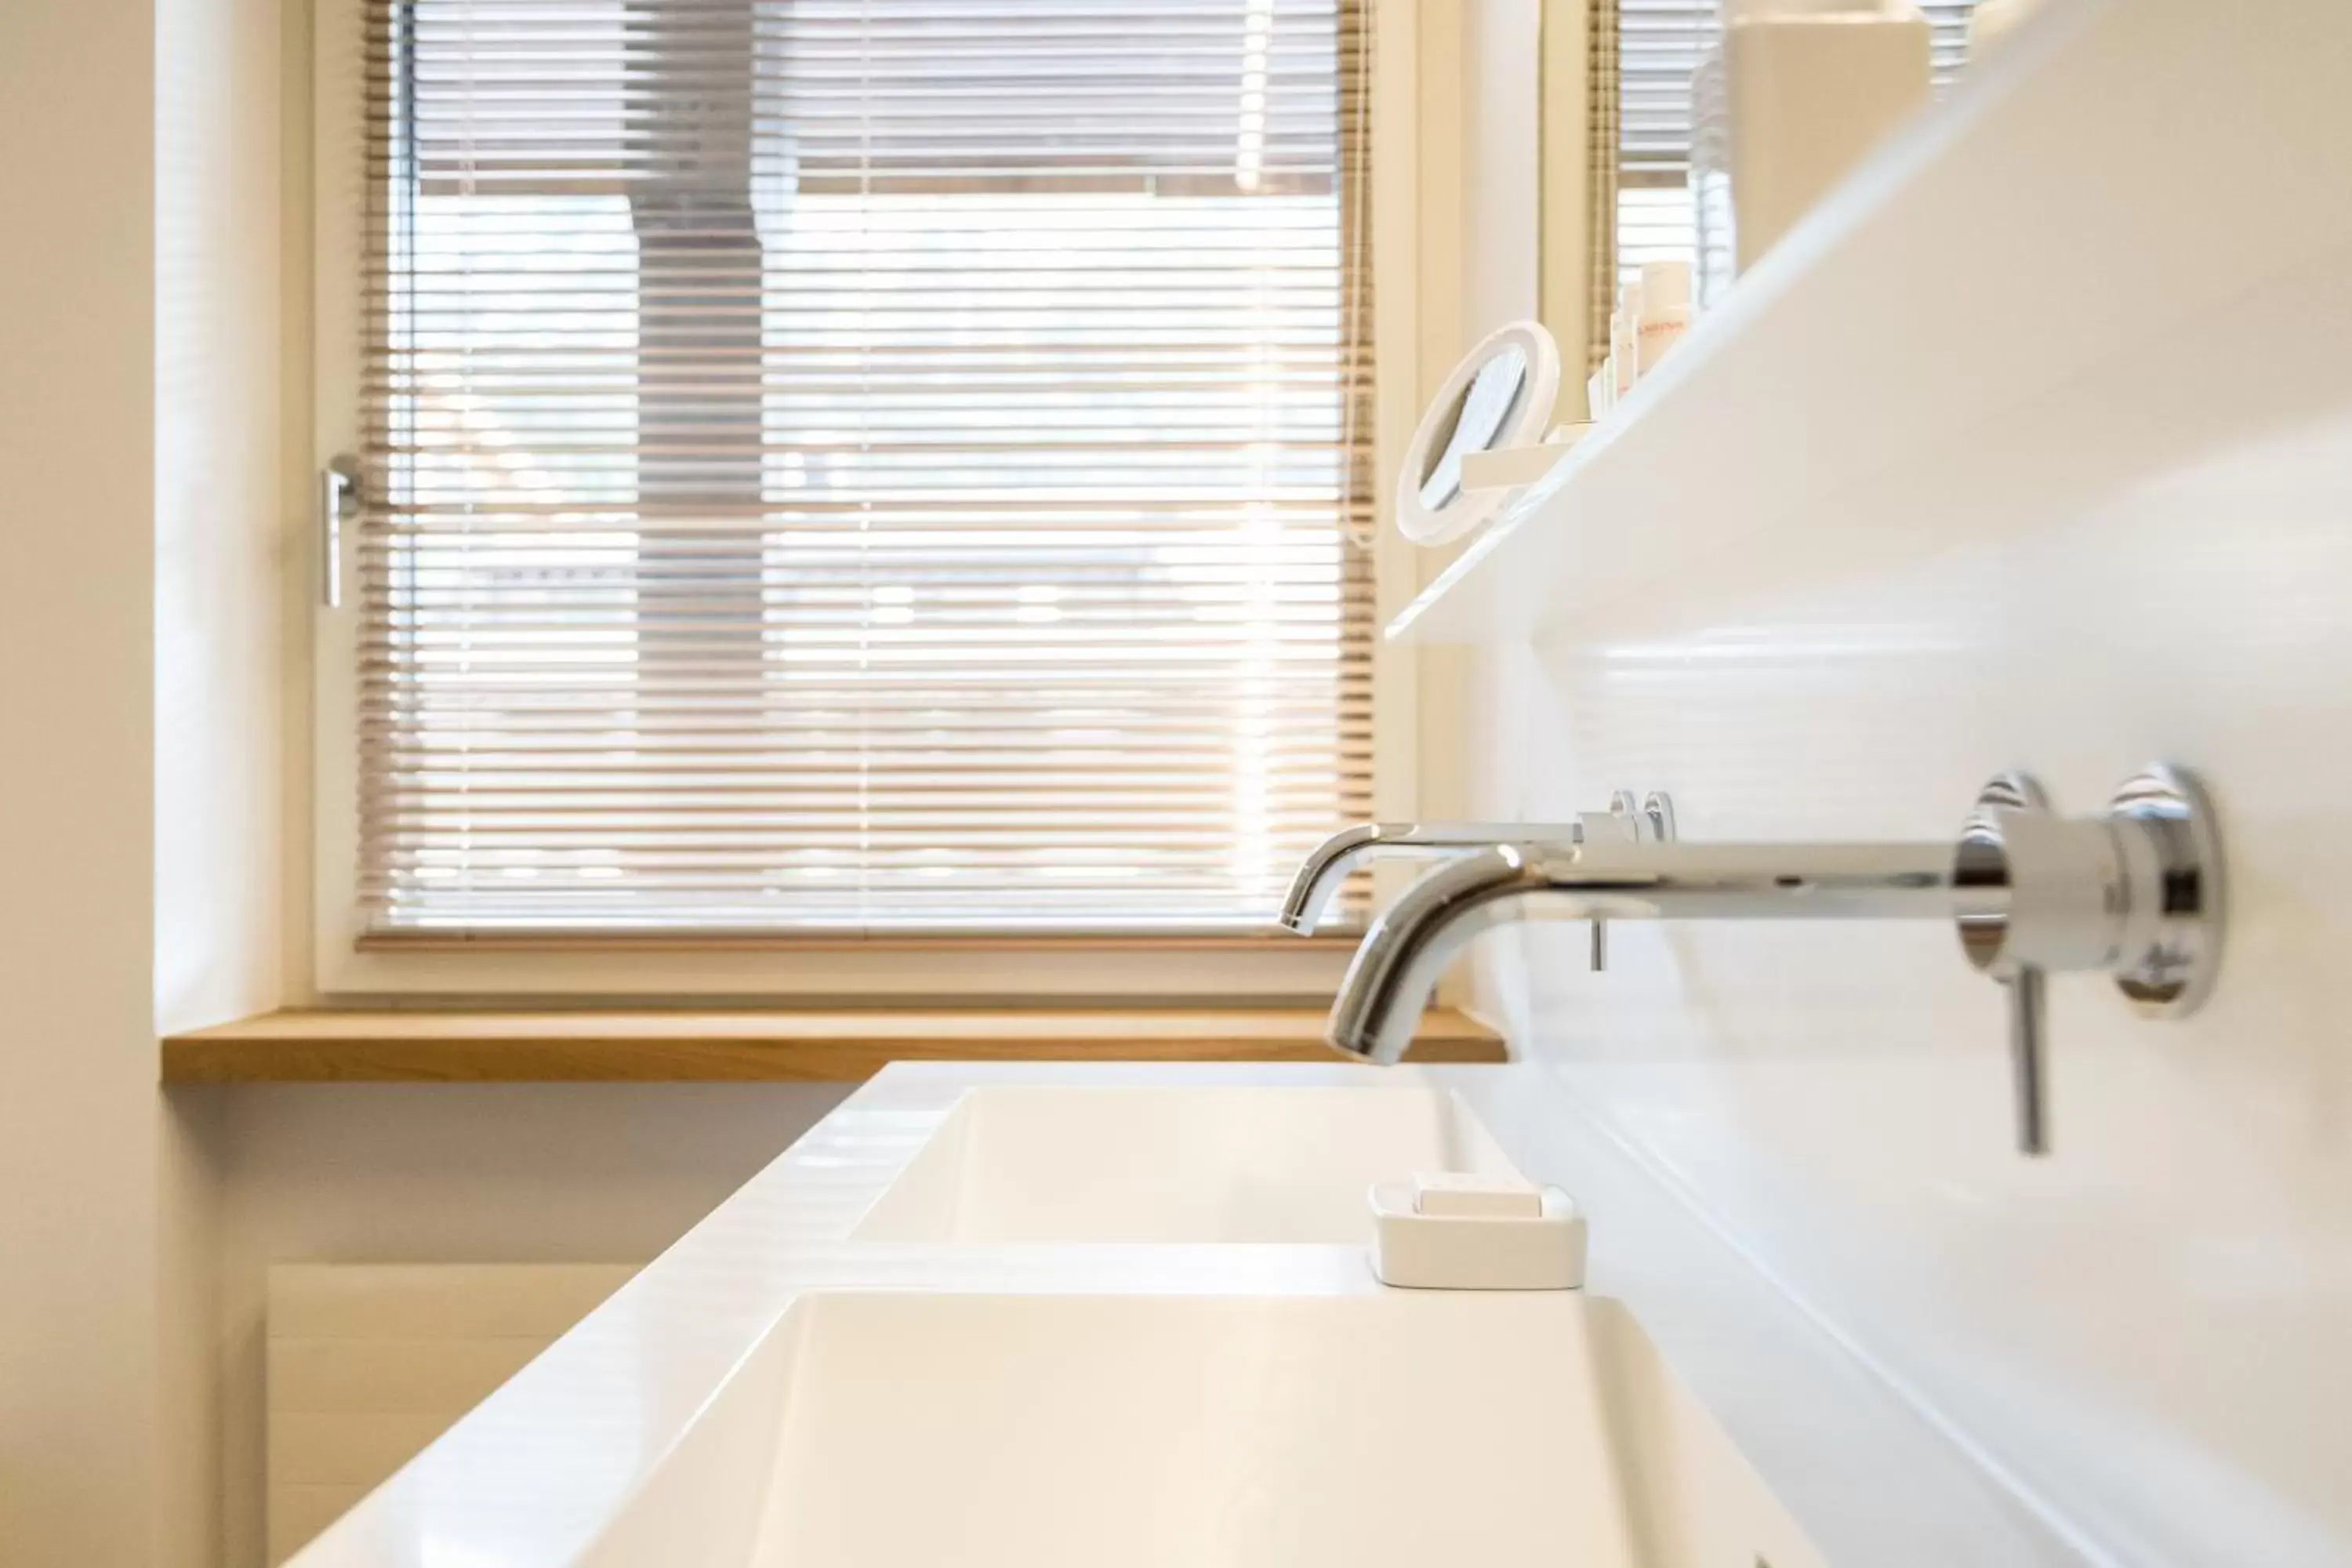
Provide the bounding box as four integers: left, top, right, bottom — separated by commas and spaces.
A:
161, 1007, 1508, 1083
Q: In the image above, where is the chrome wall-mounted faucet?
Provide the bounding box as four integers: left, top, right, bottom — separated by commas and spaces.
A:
1279, 793, 1675, 971
1306, 764, 2223, 1156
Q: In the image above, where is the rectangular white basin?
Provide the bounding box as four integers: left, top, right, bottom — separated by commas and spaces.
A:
280, 1072, 1842, 1568
852, 1084, 1523, 1243
577, 1289, 1825, 1568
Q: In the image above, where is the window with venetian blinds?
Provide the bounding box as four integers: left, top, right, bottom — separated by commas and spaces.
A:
355, 0, 1375, 936
1613, 0, 1980, 286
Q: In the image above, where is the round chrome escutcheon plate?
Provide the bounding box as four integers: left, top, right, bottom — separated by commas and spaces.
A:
2107, 763, 2224, 1017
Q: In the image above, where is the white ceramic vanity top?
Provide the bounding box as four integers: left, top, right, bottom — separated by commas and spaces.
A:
287, 1062, 2083, 1567
291, 1066, 1516, 1566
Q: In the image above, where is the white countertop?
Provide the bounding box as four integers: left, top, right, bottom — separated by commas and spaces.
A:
292, 1061, 2086, 1566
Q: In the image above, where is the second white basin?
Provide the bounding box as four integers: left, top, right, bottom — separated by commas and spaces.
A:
574, 1287, 1824, 1568
851, 1083, 1523, 1243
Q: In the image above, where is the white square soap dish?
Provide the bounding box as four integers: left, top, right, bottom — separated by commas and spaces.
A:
1368, 1173, 1587, 1290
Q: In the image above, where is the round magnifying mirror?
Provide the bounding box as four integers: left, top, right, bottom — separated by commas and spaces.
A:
1396, 321, 1560, 546
1417, 344, 1530, 512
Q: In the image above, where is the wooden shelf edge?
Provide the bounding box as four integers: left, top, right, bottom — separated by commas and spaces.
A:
161, 1007, 1508, 1083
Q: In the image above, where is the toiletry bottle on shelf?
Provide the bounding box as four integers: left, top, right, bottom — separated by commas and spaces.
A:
1636, 261, 1692, 376
1969, 0, 2042, 57
1690, 0, 1932, 307
1611, 284, 1641, 402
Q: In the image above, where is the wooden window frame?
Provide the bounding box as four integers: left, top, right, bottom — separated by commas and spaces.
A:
306, 0, 1448, 1000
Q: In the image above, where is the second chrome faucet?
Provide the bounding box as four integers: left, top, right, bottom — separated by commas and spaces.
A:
1285, 766, 2224, 1156
1279, 792, 1675, 971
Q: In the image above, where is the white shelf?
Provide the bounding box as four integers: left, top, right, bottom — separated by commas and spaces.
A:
1388, 0, 2352, 644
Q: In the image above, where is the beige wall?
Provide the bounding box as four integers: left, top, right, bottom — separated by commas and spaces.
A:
2, 0, 292, 1556
1, 2, 177, 1563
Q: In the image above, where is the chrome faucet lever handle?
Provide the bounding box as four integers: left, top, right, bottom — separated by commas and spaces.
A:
1957, 772, 2055, 1154
1587, 803, 1631, 971
1584, 792, 1676, 970
1954, 766, 2223, 1156
2005, 967, 2049, 1156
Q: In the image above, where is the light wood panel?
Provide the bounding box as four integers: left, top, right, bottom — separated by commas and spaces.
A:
267, 1264, 636, 1564
164, 1007, 1508, 1083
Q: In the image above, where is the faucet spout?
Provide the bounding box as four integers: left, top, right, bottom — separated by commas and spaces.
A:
1276, 821, 1588, 933
1327, 839, 1958, 1064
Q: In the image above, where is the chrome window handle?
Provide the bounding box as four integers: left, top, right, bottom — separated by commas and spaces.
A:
320, 456, 361, 608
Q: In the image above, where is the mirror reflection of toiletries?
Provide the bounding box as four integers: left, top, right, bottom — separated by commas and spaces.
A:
1415, 344, 1530, 511
1395, 321, 1560, 547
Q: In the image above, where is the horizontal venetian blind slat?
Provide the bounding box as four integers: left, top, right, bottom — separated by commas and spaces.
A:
357, 0, 1374, 934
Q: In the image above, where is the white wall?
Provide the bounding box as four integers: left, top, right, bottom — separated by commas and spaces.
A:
1466, 344, 2352, 1563
1396, 0, 1543, 866
1407, 10, 2352, 1555
158, 0, 289, 1040
1461, 0, 1543, 339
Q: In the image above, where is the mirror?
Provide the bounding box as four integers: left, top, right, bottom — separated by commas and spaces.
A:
1396, 321, 1559, 546
1416, 344, 1530, 511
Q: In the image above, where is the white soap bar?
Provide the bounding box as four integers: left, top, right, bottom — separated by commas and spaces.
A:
1413, 1171, 1544, 1218
1370, 1181, 1586, 1290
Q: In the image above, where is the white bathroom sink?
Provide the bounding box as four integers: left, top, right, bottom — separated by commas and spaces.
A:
574, 1287, 1824, 1568
278, 1070, 1842, 1568
851, 1084, 1522, 1243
